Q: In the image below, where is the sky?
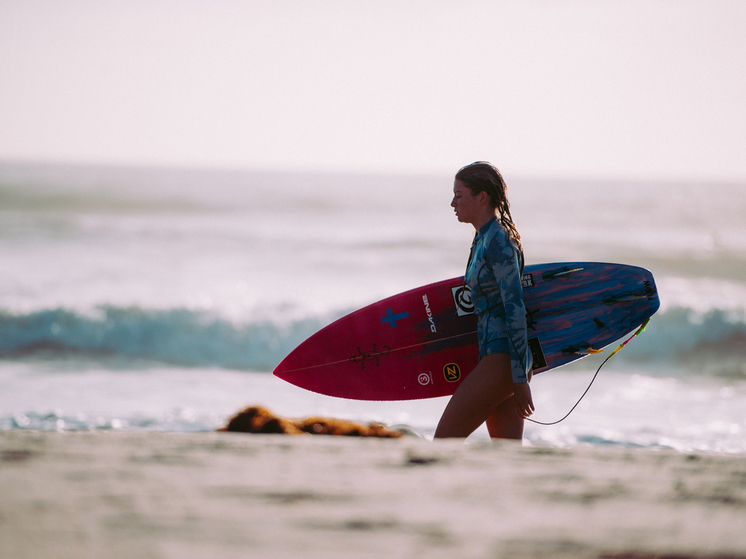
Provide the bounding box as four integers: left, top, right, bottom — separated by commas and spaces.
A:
1, 0, 745, 182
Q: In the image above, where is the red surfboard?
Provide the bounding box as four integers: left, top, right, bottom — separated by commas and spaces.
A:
273, 262, 660, 401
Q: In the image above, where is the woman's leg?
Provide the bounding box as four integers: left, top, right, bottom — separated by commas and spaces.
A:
486, 367, 532, 440
485, 396, 524, 440
433, 353, 514, 439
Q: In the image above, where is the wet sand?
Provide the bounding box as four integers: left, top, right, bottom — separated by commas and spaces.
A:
2, 430, 746, 559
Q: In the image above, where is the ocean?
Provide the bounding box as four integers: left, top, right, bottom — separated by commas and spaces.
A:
1, 161, 745, 453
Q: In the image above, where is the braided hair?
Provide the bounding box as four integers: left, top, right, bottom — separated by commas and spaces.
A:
455, 161, 524, 261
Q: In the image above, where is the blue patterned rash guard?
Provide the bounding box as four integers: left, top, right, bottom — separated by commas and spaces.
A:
464, 216, 533, 383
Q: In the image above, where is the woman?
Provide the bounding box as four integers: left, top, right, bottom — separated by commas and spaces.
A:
434, 162, 533, 440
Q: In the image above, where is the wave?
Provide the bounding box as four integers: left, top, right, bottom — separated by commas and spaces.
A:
1, 305, 745, 377
0, 306, 331, 371
613, 307, 746, 377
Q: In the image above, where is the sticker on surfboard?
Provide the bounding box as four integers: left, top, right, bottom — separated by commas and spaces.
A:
451, 285, 475, 316
443, 363, 461, 382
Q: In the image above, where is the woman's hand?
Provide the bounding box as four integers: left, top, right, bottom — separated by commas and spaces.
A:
513, 381, 534, 419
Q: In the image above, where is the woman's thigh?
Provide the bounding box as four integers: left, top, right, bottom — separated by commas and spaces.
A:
485, 396, 524, 440
434, 353, 514, 439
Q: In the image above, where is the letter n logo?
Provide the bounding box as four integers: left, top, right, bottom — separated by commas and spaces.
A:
443, 363, 461, 383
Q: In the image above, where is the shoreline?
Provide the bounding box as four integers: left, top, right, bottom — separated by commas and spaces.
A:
2, 431, 746, 558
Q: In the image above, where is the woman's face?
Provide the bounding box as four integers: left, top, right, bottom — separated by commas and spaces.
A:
451, 179, 485, 225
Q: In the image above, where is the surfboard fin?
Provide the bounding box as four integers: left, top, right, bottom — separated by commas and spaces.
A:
575, 347, 604, 355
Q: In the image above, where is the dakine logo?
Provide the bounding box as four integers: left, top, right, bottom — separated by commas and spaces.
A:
522, 273, 535, 288
422, 294, 437, 333
451, 285, 475, 316
418, 372, 432, 385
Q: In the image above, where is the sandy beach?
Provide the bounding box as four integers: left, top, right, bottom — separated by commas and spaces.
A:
2, 431, 746, 559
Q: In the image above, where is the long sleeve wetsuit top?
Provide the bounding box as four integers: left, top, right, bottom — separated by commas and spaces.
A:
464, 216, 533, 383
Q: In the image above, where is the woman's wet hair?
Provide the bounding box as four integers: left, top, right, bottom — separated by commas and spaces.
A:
455, 161, 524, 257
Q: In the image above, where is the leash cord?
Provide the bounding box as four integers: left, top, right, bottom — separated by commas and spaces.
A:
526, 354, 609, 426
526, 319, 650, 426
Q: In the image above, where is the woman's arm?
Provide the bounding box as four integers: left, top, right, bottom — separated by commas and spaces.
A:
489, 232, 532, 384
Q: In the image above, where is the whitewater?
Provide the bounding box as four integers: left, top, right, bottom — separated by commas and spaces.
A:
1, 161, 745, 453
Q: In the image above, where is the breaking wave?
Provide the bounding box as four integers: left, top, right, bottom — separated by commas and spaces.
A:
1, 305, 745, 377
614, 306, 746, 377
0, 306, 332, 371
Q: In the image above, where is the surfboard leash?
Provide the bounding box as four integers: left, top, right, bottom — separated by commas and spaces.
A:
526, 318, 651, 426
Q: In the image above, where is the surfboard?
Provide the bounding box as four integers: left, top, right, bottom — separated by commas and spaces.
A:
273, 262, 660, 401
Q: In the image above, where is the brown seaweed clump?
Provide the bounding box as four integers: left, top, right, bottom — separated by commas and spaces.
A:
219, 406, 403, 438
